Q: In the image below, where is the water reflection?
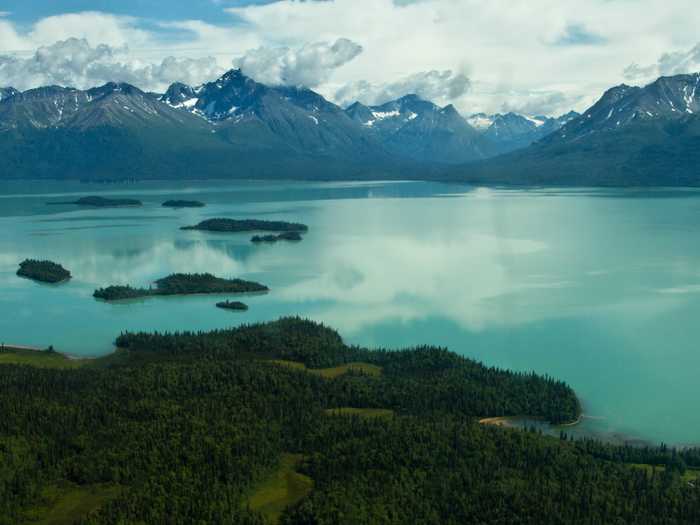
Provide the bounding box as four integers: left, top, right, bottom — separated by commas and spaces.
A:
281, 232, 548, 333
3, 181, 700, 444
0, 240, 251, 288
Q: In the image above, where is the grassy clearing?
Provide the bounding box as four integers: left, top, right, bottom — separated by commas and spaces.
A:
629, 464, 700, 483
248, 453, 313, 524
0, 347, 89, 369
268, 359, 382, 379
324, 407, 395, 419
22, 482, 120, 524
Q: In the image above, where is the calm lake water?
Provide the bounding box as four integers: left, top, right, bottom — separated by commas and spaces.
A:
1, 180, 700, 445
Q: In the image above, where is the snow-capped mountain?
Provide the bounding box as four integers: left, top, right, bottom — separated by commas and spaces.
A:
5, 69, 700, 184
465, 113, 494, 130
160, 69, 385, 160
0, 82, 207, 131
453, 73, 700, 186
548, 73, 700, 144
345, 95, 494, 163
468, 111, 580, 153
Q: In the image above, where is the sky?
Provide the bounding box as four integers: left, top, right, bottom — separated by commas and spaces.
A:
1, 0, 700, 116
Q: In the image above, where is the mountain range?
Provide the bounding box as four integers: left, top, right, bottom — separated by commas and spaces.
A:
0, 69, 698, 184
452, 73, 700, 185
0, 69, 577, 180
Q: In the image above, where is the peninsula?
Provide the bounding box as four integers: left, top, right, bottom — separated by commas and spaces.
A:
182, 218, 308, 233
93, 273, 268, 301
17, 259, 71, 284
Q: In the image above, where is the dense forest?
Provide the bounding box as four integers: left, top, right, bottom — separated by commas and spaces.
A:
93, 273, 268, 301
182, 218, 308, 233
1, 318, 699, 524
16, 259, 71, 284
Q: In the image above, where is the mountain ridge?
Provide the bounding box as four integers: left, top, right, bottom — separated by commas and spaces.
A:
3, 69, 700, 184
447, 73, 700, 186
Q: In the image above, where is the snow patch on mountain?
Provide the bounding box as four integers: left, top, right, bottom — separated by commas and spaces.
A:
466, 114, 494, 130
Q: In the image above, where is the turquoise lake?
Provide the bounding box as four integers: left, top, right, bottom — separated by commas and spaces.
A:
1, 180, 700, 445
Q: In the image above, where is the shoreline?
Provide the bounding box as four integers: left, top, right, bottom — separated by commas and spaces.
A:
94, 289, 270, 303
1, 344, 102, 361
479, 413, 583, 429
16, 274, 71, 285
558, 414, 584, 427
1, 344, 45, 352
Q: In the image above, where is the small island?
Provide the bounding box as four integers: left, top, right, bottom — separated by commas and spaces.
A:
251, 232, 303, 243
17, 259, 71, 284
216, 300, 249, 311
50, 196, 143, 207
181, 218, 308, 233
162, 200, 205, 208
94, 273, 268, 301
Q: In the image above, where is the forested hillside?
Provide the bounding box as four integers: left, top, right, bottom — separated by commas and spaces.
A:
1, 318, 699, 524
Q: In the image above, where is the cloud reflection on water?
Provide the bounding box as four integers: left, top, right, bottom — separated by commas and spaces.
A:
279, 232, 552, 333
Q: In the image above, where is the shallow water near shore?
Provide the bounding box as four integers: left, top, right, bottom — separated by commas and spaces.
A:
2, 180, 700, 445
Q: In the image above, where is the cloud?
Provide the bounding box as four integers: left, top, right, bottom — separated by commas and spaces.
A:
233, 38, 362, 87
334, 69, 470, 107
0, 38, 223, 92
497, 89, 584, 117
551, 23, 606, 46
0, 19, 27, 51
3, 1, 700, 116
624, 42, 700, 82
25, 12, 151, 49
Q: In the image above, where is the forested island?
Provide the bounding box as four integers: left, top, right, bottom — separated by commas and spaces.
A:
162, 200, 205, 208
49, 196, 143, 207
16, 259, 71, 284
93, 273, 268, 301
216, 300, 249, 311
182, 218, 308, 233
251, 232, 303, 243
2, 317, 700, 524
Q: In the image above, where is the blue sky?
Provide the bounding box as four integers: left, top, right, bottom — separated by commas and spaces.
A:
5, 0, 274, 25
0, 0, 698, 116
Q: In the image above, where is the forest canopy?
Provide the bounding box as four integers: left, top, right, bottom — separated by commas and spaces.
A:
16, 259, 71, 284
182, 218, 308, 233
1, 318, 699, 524
93, 273, 268, 301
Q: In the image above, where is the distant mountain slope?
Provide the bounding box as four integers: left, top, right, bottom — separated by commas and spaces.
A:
161, 69, 387, 162
0, 87, 18, 102
0, 82, 213, 132
448, 74, 700, 186
0, 73, 399, 180
467, 111, 579, 154
345, 95, 494, 163
6, 69, 699, 184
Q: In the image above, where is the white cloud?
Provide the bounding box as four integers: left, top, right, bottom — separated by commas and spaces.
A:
225, 0, 700, 114
624, 43, 700, 83
497, 89, 584, 117
0, 38, 223, 92
334, 69, 470, 107
2, 1, 700, 115
26, 12, 150, 49
0, 19, 27, 51
234, 38, 363, 87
